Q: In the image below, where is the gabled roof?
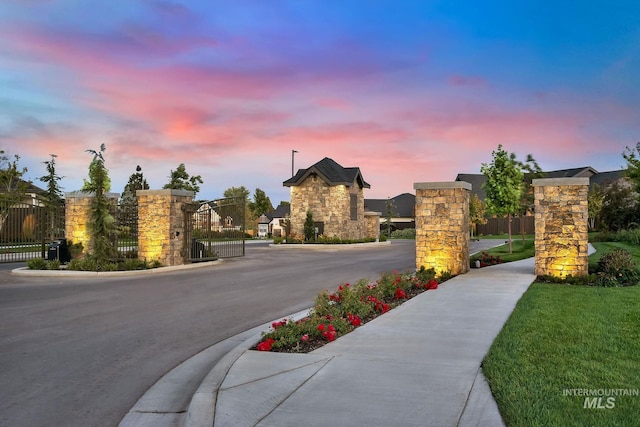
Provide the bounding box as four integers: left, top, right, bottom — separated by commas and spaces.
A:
543, 166, 598, 178
590, 169, 627, 188
0, 178, 47, 196
456, 167, 627, 200
267, 203, 290, 221
365, 193, 415, 218
283, 157, 370, 189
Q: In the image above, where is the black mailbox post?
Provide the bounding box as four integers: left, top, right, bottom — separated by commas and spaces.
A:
48, 239, 71, 263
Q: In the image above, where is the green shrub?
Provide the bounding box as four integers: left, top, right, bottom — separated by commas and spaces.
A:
67, 255, 118, 272
47, 260, 61, 270
595, 248, 640, 287
122, 258, 148, 270
390, 228, 416, 239
273, 237, 284, 244
27, 258, 47, 270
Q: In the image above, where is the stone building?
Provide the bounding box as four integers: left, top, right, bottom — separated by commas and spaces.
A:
283, 157, 375, 240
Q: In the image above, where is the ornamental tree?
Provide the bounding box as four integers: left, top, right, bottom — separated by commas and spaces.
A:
82, 143, 116, 263
304, 210, 315, 241
481, 145, 524, 253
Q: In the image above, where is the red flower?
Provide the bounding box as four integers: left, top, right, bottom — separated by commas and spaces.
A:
272, 319, 287, 329
257, 338, 275, 351
426, 279, 438, 290
301, 334, 309, 342
394, 288, 406, 299
317, 323, 325, 332
347, 313, 362, 327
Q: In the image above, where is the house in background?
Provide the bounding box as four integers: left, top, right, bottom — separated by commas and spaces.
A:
365, 193, 415, 231
266, 202, 290, 237
283, 157, 376, 240
456, 166, 627, 202
456, 166, 628, 235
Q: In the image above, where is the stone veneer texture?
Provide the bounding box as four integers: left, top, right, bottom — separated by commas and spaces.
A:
533, 178, 589, 278
289, 176, 368, 240
414, 182, 471, 275
65, 192, 119, 255
137, 189, 194, 266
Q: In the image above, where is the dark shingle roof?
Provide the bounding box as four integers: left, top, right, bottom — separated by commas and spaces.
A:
266, 203, 290, 221
283, 157, 370, 189
365, 193, 415, 217
457, 167, 628, 200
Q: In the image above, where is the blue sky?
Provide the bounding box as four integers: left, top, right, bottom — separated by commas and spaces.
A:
1, 0, 638, 204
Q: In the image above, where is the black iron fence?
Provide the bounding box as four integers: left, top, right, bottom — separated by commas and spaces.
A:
476, 215, 535, 236
0, 196, 65, 263
183, 197, 245, 262
112, 202, 138, 260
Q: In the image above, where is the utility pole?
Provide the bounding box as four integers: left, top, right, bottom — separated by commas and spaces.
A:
291, 149, 298, 177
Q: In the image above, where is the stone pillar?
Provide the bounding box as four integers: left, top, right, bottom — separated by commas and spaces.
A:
137, 189, 194, 267
65, 191, 119, 255
414, 182, 471, 275
532, 178, 589, 278
365, 211, 381, 241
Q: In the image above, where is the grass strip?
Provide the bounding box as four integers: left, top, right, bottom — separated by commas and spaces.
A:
483, 283, 640, 427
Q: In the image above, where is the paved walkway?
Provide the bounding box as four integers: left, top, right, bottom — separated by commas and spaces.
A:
181, 257, 537, 427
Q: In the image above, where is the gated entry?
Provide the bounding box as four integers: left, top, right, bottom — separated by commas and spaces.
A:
183, 197, 245, 262
0, 196, 65, 263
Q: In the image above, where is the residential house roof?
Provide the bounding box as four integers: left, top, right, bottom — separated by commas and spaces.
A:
365, 193, 415, 217
283, 157, 370, 189
456, 167, 627, 200
266, 203, 290, 221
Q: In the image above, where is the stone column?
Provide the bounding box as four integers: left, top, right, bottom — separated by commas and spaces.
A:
532, 178, 589, 278
64, 191, 119, 255
414, 182, 471, 275
365, 211, 381, 241
137, 189, 194, 267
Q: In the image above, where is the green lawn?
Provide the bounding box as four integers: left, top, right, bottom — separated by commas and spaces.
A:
483, 242, 640, 426
471, 238, 535, 263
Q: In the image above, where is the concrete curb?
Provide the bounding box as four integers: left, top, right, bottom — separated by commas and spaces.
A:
268, 241, 391, 250
185, 309, 311, 427
11, 259, 224, 277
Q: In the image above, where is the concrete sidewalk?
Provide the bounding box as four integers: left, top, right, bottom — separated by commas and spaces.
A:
203, 257, 537, 427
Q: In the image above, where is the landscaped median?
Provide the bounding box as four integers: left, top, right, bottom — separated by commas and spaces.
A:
252, 267, 443, 353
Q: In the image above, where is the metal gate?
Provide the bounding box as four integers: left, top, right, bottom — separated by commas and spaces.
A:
183, 197, 245, 262
0, 196, 65, 263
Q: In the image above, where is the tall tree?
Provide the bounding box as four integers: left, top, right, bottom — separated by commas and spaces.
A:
249, 188, 274, 217
516, 154, 544, 241
384, 197, 396, 238
121, 165, 149, 206
0, 150, 30, 232
469, 193, 487, 239
304, 210, 315, 241
588, 183, 604, 230
39, 154, 64, 204
223, 186, 250, 200
623, 142, 640, 194
82, 144, 116, 262
481, 145, 524, 253
39, 154, 65, 240
163, 163, 203, 195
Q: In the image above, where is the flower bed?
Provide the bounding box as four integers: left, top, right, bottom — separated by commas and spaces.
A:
253, 267, 444, 353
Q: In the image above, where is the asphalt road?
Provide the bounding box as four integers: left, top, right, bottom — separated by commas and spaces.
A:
0, 239, 503, 427
0, 241, 420, 427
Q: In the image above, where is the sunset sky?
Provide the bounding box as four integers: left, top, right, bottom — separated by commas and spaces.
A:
1, 0, 638, 205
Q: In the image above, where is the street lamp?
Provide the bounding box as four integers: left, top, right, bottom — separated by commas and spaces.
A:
291, 149, 298, 177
